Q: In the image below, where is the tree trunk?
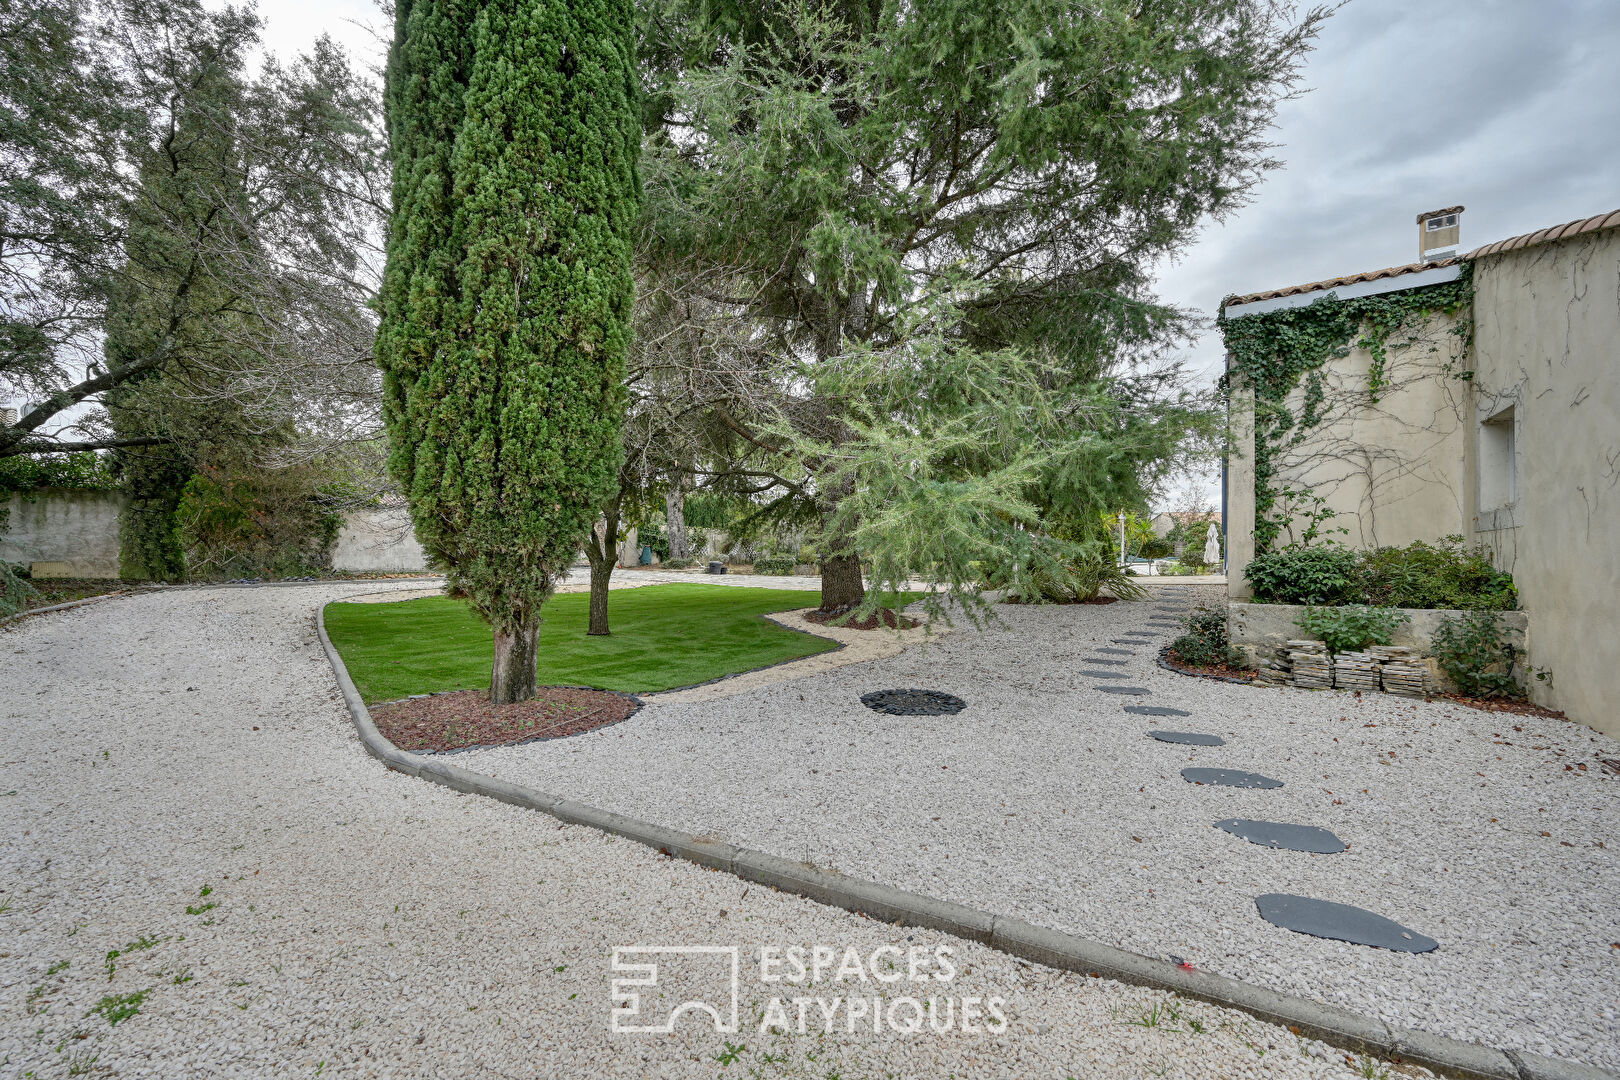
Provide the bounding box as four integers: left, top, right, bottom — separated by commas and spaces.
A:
818, 552, 865, 613
583, 494, 621, 635
665, 483, 690, 560
587, 558, 612, 635
490, 619, 539, 704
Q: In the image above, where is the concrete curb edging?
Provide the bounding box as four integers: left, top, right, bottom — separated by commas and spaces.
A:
0, 590, 130, 628
314, 600, 1614, 1080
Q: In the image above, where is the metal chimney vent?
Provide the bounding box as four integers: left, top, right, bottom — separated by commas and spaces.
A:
1417, 206, 1463, 262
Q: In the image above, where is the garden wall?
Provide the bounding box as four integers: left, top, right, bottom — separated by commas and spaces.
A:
1, 490, 126, 578
1227, 600, 1528, 694
331, 506, 429, 573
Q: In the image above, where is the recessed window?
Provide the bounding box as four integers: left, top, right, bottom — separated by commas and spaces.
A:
1478, 406, 1516, 510
1426, 214, 1457, 231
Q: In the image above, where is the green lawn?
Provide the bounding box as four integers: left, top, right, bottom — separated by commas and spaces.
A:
325, 582, 863, 702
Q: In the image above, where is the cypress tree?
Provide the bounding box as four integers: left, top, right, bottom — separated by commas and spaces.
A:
379, 0, 640, 703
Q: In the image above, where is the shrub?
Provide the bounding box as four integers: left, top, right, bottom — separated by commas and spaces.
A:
1, 560, 37, 619
1171, 608, 1241, 668
1244, 545, 1359, 604
1295, 604, 1409, 654
1246, 538, 1516, 610
1431, 610, 1527, 699
663, 557, 695, 569
751, 555, 795, 575
1000, 555, 1147, 603
1356, 536, 1516, 611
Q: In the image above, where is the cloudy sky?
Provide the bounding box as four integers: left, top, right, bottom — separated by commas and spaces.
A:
255, 0, 1620, 509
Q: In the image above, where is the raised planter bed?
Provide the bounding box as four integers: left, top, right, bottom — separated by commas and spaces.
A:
1227, 600, 1527, 695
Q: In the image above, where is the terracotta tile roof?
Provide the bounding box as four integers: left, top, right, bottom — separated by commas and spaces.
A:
1224, 207, 1620, 307
1467, 207, 1620, 258
1417, 205, 1464, 223
1224, 257, 1462, 307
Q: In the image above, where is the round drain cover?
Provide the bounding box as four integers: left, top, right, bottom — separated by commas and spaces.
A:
860, 689, 967, 716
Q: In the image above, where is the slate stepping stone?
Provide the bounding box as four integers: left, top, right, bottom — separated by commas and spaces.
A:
1256, 894, 1438, 953
1182, 767, 1282, 789
1149, 730, 1226, 746
1110, 639, 1146, 646
1081, 657, 1127, 665
1079, 669, 1129, 679
1147, 616, 1181, 622
1096, 647, 1135, 655
1125, 705, 1191, 717
1216, 818, 1345, 853
1096, 685, 1150, 695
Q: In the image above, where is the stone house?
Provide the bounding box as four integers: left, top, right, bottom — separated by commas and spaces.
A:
1220, 206, 1620, 735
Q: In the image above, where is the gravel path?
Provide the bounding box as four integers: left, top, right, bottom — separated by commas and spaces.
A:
459, 585, 1620, 1071
2, 584, 1390, 1079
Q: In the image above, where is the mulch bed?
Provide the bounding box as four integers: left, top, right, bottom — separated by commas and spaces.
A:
1439, 693, 1566, 719
369, 687, 640, 752
1160, 647, 1261, 684
804, 607, 919, 630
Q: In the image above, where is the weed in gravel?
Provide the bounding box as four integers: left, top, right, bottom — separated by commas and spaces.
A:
46, 960, 68, 976
88, 989, 149, 1025
104, 935, 159, 980
1352, 1054, 1391, 1079
1123, 1001, 1180, 1031
24, 986, 48, 1015
714, 1041, 747, 1066
66, 1050, 99, 1075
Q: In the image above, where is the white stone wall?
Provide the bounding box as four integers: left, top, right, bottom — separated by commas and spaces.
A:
330, 506, 430, 573
1, 491, 126, 578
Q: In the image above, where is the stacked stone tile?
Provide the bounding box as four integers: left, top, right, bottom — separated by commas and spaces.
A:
1370, 645, 1428, 697
1332, 651, 1383, 692
1286, 640, 1332, 689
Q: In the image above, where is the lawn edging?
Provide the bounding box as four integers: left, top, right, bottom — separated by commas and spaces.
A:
315, 599, 1614, 1080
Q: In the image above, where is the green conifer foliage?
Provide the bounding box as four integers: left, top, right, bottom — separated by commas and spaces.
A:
378, 0, 640, 702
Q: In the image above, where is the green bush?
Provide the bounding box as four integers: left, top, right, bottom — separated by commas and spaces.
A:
1246, 537, 1515, 610
638, 521, 669, 560
0, 451, 119, 494
1431, 610, 1527, 699
663, 557, 696, 569
1295, 604, 1409, 654
751, 555, 796, 575
1, 560, 37, 619
999, 555, 1147, 603
1171, 608, 1240, 668
1244, 545, 1359, 604
1356, 536, 1516, 610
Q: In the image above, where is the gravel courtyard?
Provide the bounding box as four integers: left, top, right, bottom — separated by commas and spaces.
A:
2, 584, 1401, 1079
456, 584, 1620, 1072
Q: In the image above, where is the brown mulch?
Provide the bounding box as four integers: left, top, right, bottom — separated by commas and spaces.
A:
803, 607, 919, 630
1439, 693, 1566, 719
369, 687, 639, 752
1164, 650, 1260, 682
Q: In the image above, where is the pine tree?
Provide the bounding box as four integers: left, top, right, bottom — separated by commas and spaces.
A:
379, 0, 641, 702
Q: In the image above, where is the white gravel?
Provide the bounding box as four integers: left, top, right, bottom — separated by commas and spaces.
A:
456, 584, 1620, 1072
0, 584, 1405, 1079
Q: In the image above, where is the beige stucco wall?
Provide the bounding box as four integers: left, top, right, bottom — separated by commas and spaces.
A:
1265, 307, 1472, 550
1, 491, 127, 578
331, 505, 430, 573
1225, 224, 1620, 735
1467, 226, 1620, 730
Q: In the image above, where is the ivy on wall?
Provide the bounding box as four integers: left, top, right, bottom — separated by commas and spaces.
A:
1218, 265, 1474, 550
